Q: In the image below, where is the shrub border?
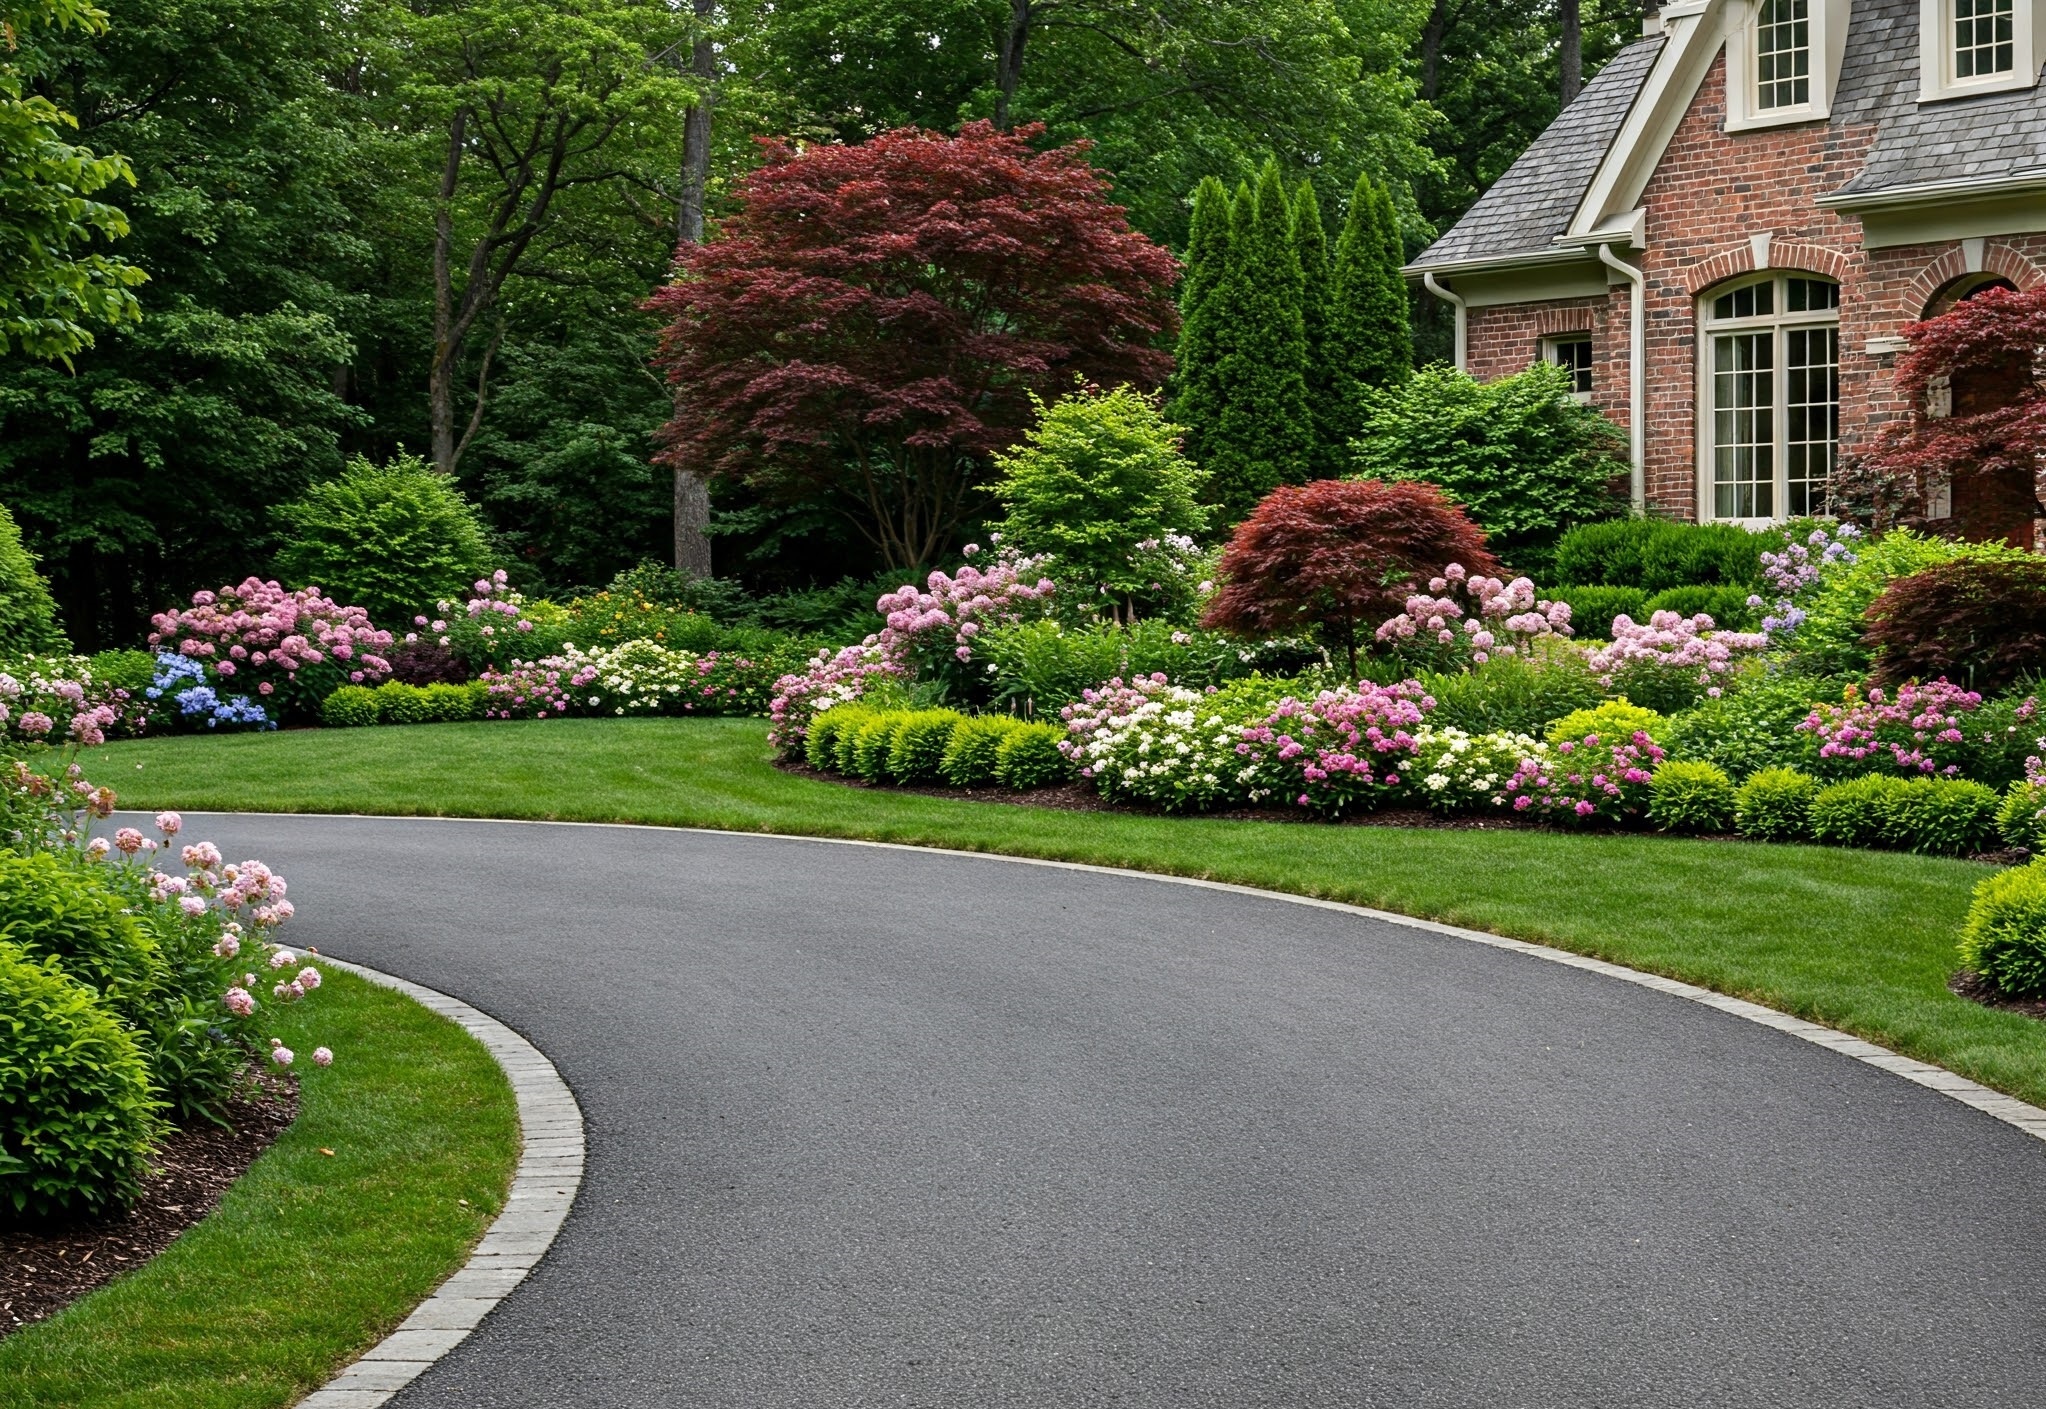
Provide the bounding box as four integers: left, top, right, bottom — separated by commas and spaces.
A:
298, 958, 584, 1408
216, 812, 2046, 1153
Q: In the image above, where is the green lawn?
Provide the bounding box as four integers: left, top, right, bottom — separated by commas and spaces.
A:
0, 966, 520, 1409
80, 717, 2045, 1113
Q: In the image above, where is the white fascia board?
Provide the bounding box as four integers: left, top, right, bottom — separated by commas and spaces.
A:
1401, 246, 1598, 279
1815, 169, 2046, 208
1567, 0, 1732, 240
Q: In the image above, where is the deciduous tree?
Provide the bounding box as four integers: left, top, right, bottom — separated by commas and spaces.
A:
647, 122, 1179, 570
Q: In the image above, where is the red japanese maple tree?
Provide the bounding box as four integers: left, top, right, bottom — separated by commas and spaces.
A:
1202, 479, 1501, 675
647, 122, 1180, 569
1849, 283, 2046, 543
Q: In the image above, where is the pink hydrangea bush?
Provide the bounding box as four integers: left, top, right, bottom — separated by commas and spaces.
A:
0, 657, 135, 747
1506, 728, 1666, 822
150, 578, 393, 717
1796, 680, 2016, 779
418, 570, 542, 673
478, 657, 597, 720
1585, 611, 1770, 712
1373, 564, 1573, 672
767, 642, 904, 753
874, 544, 1056, 680
1237, 681, 1435, 816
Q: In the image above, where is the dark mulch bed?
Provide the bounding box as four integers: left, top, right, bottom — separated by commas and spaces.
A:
0, 1072, 297, 1338
1949, 970, 2046, 1022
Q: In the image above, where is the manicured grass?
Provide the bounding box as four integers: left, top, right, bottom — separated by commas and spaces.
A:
83, 718, 2046, 1113
0, 966, 519, 1408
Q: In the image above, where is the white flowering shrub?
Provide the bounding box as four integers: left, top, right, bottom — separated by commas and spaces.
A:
1408, 727, 1550, 813
563, 640, 702, 715
1059, 675, 1264, 812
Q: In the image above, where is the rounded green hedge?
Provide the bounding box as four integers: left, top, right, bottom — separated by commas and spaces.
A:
1960, 862, 2046, 998
1997, 781, 2046, 853
1734, 767, 1818, 842
1809, 775, 1999, 856
888, 711, 965, 784
1648, 760, 1735, 833
941, 716, 1025, 787
994, 722, 1070, 790
0, 941, 160, 1220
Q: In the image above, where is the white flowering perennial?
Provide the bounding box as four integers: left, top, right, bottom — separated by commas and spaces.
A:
1409, 727, 1551, 812
1059, 675, 1262, 812
560, 640, 712, 715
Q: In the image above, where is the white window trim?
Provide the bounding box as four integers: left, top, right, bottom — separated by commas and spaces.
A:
1724, 0, 1850, 131
1919, 0, 2044, 103
1695, 273, 1843, 527
1542, 334, 1596, 403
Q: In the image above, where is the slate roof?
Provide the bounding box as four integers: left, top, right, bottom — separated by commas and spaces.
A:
1828, 0, 2046, 198
1410, 35, 1665, 269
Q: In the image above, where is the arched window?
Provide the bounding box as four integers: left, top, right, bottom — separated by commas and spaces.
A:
1699, 273, 1840, 522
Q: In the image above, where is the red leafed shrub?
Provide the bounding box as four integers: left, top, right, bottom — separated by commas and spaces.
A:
1202, 479, 1501, 674
648, 122, 1180, 569
1865, 556, 2046, 694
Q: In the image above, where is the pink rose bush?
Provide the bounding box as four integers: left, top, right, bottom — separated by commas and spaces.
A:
150, 578, 393, 716
1374, 564, 1573, 672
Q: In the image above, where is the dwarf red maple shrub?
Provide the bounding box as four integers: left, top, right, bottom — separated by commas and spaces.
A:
647, 122, 1179, 569
1865, 557, 2046, 694
1854, 284, 2046, 541
1202, 479, 1501, 674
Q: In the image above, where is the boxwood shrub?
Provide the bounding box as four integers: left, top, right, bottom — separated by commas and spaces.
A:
1735, 767, 1819, 842
1642, 584, 1757, 630
941, 716, 1026, 787
322, 685, 381, 728
1808, 775, 1998, 855
887, 711, 966, 784
994, 722, 1069, 790
1998, 781, 2046, 853
1647, 760, 1735, 833
1545, 699, 1667, 749
850, 714, 909, 782
1959, 861, 2046, 998
375, 679, 437, 726
0, 941, 160, 1219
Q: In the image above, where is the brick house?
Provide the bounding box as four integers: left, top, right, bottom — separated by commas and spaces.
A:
1407, 0, 2046, 539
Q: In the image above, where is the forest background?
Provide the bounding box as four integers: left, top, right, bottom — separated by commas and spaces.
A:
0, 0, 1654, 650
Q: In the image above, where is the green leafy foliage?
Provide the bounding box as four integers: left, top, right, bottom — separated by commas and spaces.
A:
977, 618, 1303, 718
1960, 861, 2046, 998
322, 685, 382, 729
804, 705, 872, 771
993, 386, 1208, 608
0, 851, 159, 1031
1537, 585, 1647, 639
1647, 760, 1736, 834
0, 499, 68, 654
850, 713, 910, 782
1329, 172, 1411, 405
994, 722, 1070, 790
1997, 781, 2046, 853
1552, 518, 1766, 593
1351, 362, 1626, 574
940, 715, 1027, 787
374, 680, 437, 727
1664, 672, 1829, 780
1416, 652, 1605, 736
1734, 767, 1820, 842
886, 710, 965, 784
0, 941, 159, 1219
1790, 529, 2029, 679
1643, 585, 1758, 630
1292, 181, 1341, 480
1808, 774, 1999, 855
275, 454, 493, 630
1544, 700, 1666, 750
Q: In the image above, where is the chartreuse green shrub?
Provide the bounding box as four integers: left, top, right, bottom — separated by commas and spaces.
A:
375, 680, 435, 726
0, 852, 160, 1031
322, 686, 381, 728
0, 501, 69, 655
1665, 671, 1830, 780
1647, 761, 1736, 834
941, 715, 1027, 787
804, 705, 872, 771
1997, 782, 2046, 852
274, 452, 492, 628
887, 711, 966, 784
0, 941, 160, 1220
1545, 699, 1666, 750
850, 713, 910, 782
1419, 652, 1605, 736
1735, 767, 1820, 842
994, 722, 1070, 790
1960, 863, 2046, 998
1809, 775, 1999, 855
424, 682, 482, 723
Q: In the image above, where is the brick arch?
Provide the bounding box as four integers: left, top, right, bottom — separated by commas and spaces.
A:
1681, 238, 1852, 296
1528, 305, 1603, 337
1902, 242, 2046, 319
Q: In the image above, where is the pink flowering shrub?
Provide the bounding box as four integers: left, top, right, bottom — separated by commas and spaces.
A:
767, 642, 904, 753
1237, 681, 1435, 816
1506, 728, 1666, 822
1373, 564, 1573, 673
150, 578, 393, 718
1584, 611, 1770, 713
478, 657, 597, 719
418, 570, 545, 673
0, 656, 136, 747
874, 544, 1056, 685
1796, 680, 2021, 780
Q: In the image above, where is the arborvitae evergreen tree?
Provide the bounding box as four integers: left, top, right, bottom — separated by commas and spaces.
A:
1169, 176, 1234, 468
1199, 160, 1313, 523
1328, 173, 1414, 462
1291, 181, 1343, 480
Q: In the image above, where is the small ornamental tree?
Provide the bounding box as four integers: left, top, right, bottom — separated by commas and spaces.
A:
1853, 283, 2046, 543
648, 122, 1179, 570
992, 385, 1208, 616
1202, 478, 1501, 674
1865, 557, 2046, 694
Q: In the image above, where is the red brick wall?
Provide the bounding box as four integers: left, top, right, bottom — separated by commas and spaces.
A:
1458, 52, 2046, 523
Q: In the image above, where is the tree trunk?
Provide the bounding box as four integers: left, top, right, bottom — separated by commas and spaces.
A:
994, 0, 1030, 129
1420, 0, 1448, 102
673, 0, 717, 575
429, 108, 468, 474
1560, 0, 1582, 106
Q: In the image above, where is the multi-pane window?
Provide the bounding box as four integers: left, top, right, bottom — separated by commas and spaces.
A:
1703, 274, 1841, 522
1546, 337, 1593, 399
1757, 0, 1813, 108
1955, 0, 2016, 78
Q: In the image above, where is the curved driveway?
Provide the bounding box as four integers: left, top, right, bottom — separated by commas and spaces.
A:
184, 814, 2046, 1407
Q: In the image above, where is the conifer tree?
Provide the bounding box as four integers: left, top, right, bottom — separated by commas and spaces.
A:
1327, 173, 1414, 461
1169, 176, 1234, 468
1199, 160, 1313, 523
1291, 180, 1343, 480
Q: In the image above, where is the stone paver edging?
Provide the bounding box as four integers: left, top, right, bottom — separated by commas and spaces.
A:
295, 958, 584, 1409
